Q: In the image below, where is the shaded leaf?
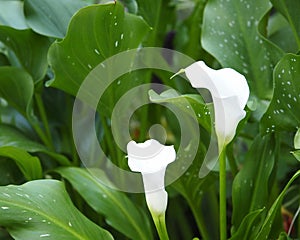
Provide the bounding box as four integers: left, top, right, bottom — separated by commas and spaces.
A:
230, 209, 265, 240
255, 170, 300, 239
0, 67, 33, 117
202, 0, 283, 98
24, 0, 87, 38
271, 0, 300, 48
55, 167, 153, 240
134, 0, 175, 46
172, 142, 218, 240
0, 124, 70, 166
0, 180, 114, 240
0, 0, 28, 30
261, 54, 300, 133
267, 13, 298, 53
0, 27, 50, 82
232, 134, 277, 231
0, 146, 42, 180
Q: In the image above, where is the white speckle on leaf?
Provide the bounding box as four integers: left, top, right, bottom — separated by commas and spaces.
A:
115, 41, 118, 47
3, 193, 10, 198
88, 64, 92, 69
94, 49, 100, 55
121, 33, 124, 39
1, 207, 9, 210
68, 221, 72, 227
40, 234, 50, 238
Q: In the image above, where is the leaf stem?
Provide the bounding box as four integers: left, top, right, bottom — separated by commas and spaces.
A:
227, 143, 238, 177
153, 213, 169, 240
219, 146, 227, 240
34, 93, 54, 150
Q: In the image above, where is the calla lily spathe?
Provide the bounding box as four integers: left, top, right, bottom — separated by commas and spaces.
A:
184, 61, 249, 148
127, 139, 176, 215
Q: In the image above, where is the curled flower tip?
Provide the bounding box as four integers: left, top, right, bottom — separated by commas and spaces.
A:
127, 139, 176, 215
170, 68, 185, 79
185, 61, 250, 146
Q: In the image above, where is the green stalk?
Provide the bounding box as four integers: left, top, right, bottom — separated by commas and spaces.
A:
185, 196, 211, 240
152, 213, 169, 240
219, 146, 227, 240
34, 93, 54, 150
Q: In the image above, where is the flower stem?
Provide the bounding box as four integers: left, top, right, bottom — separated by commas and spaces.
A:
152, 213, 169, 240
219, 146, 227, 240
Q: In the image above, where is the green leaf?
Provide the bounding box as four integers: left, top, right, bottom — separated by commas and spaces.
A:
278, 232, 292, 240
172, 143, 218, 240
271, 0, 300, 49
202, 0, 283, 98
267, 13, 298, 53
24, 0, 87, 38
55, 167, 153, 240
294, 128, 300, 149
0, 146, 42, 180
0, 0, 28, 30
174, 0, 211, 60
0, 180, 114, 240
230, 209, 265, 240
47, 2, 150, 96
149, 89, 212, 132
0, 158, 25, 186
0, 67, 33, 117
0, 27, 50, 82
261, 54, 300, 133
255, 170, 300, 239
0, 124, 70, 166
134, 0, 175, 46
232, 134, 277, 231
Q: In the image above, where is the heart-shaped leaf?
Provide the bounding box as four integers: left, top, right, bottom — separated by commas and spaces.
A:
261, 54, 300, 133
55, 167, 153, 240
201, 0, 283, 98
0, 180, 114, 240
47, 2, 150, 96
24, 0, 87, 38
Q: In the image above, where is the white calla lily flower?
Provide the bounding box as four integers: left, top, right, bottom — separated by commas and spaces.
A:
184, 61, 249, 148
127, 139, 176, 215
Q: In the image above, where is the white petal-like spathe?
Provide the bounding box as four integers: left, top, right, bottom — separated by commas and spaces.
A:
127, 139, 176, 214
127, 139, 176, 173
185, 61, 249, 146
